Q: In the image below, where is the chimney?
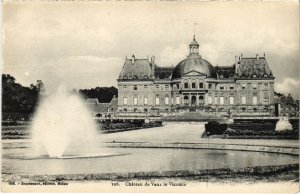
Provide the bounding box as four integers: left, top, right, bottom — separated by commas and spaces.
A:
235, 56, 238, 64
151, 56, 155, 65
131, 54, 135, 64
256, 54, 259, 60
235, 56, 239, 74
241, 53, 243, 59
263, 52, 266, 58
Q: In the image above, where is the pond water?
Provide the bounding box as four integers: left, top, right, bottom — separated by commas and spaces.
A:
2, 142, 298, 175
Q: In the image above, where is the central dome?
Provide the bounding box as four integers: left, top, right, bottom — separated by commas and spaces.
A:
172, 55, 215, 79
171, 36, 215, 79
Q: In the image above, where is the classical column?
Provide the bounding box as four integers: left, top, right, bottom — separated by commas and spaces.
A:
189, 93, 192, 106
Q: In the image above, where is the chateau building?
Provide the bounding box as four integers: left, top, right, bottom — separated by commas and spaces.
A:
117, 36, 275, 116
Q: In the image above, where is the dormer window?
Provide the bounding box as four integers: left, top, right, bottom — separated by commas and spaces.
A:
253, 83, 257, 89
242, 83, 246, 89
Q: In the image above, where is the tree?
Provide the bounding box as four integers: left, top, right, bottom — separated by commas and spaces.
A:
2, 74, 39, 113
79, 86, 118, 103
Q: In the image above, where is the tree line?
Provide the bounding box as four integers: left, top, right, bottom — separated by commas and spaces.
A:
2, 74, 118, 115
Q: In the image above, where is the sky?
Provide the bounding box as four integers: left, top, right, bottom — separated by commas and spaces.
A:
2, 2, 299, 97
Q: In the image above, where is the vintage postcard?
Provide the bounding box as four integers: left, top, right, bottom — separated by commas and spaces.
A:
1, 1, 299, 193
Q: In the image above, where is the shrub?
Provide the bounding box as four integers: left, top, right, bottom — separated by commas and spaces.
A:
205, 121, 227, 136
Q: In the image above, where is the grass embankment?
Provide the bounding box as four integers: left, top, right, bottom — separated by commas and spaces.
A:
2, 164, 298, 183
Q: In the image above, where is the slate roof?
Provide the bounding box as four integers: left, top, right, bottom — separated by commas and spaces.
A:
85, 98, 99, 104
118, 58, 154, 80
108, 97, 118, 108
86, 103, 109, 113
236, 57, 273, 78
154, 65, 174, 79
215, 66, 235, 78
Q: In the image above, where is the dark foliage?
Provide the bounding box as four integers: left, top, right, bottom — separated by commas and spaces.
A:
205, 121, 227, 135
225, 128, 299, 139
229, 122, 275, 131
2, 74, 41, 114
79, 87, 118, 103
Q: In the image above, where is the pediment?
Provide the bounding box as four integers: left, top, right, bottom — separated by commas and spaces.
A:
184, 70, 206, 76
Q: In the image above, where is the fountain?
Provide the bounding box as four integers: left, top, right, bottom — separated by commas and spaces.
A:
30, 84, 115, 159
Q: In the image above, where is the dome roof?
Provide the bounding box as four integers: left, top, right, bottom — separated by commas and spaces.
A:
172, 56, 215, 79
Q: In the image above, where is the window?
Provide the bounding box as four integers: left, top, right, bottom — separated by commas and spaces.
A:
144, 85, 148, 89
264, 92, 269, 104
176, 96, 180, 105
184, 83, 189, 88
133, 97, 138, 105
133, 85, 137, 90
155, 97, 160, 105
229, 85, 234, 90
155, 85, 159, 90
214, 96, 218, 104
264, 98, 269, 105
242, 83, 246, 89
220, 97, 224, 105
184, 96, 189, 105
208, 96, 212, 104
199, 96, 204, 105
242, 96, 246, 105
123, 97, 128, 105
192, 83, 196, 88
229, 96, 234, 105
253, 108, 257, 112
165, 85, 169, 90
208, 84, 212, 89
176, 84, 180, 89
165, 97, 169, 105
144, 97, 148, 105
199, 83, 204, 88
264, 83, 268, 89
253, 83, 257, 89
220, 85, 224, 90
123, 85, 127, 90
252, 96, 257, 105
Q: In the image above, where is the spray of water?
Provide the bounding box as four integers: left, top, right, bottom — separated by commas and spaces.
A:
30, 84, 99, 158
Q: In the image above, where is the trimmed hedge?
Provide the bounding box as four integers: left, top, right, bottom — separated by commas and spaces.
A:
205, 121, 227, 136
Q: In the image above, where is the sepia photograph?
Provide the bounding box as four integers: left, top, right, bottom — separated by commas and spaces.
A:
1, 1, 299, 193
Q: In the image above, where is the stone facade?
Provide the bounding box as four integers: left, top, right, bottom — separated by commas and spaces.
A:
117, 36, 275, 116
